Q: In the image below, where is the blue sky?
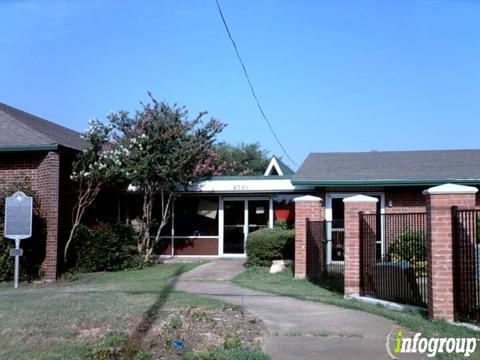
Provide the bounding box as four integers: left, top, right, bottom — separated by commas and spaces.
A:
1, 0, 479, 169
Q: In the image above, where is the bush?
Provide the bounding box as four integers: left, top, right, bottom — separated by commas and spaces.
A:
389, 229, 426, 263
72, 224, 146, 273
245, 227, 294, 267
0, 181, 46, 282
185, 347, 270, 360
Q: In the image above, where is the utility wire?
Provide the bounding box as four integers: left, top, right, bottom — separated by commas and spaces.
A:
214, 0, 299, 168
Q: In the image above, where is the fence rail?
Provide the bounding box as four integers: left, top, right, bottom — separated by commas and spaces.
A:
360, 212, 427, 307
452, 208, 480, 325
306, 219, 344, 293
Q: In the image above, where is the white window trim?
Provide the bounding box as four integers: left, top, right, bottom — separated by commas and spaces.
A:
219, 196, 273, 256
325, 192, 385, 264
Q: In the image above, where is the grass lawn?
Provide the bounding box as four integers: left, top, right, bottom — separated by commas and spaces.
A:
0, 262, 235, 359
233, 267, 480, 359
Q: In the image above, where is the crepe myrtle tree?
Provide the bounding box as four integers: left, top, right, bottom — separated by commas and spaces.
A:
109, 95, 227, 261
64, 119, 120, 262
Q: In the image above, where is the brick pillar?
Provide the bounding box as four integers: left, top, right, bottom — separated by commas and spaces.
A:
36, 151, 61, 281
423, 183, 478, 320
294, 195, 323, 279
343, 195, 378, 296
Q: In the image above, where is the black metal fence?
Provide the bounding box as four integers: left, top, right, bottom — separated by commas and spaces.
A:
306, 219, 344, 292
452, 208, 480, 324
360, 213, 427, 307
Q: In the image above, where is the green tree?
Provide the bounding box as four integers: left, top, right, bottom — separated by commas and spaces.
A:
65, 119, 119, 262
215, 142, 270, 176
109, 95, 226, 261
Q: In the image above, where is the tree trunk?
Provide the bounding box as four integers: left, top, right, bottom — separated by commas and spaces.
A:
64, 182, 102, 262
140, 185, 155, 261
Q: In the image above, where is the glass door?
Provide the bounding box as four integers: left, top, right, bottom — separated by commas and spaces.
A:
223, 198, 271, 255
248, 200, 269, 233
223, 200, 246, 254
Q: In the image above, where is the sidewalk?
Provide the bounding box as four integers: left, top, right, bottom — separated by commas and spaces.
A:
173, 260, 412, 360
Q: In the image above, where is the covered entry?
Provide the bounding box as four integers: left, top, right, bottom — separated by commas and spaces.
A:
221, 197, 273, 256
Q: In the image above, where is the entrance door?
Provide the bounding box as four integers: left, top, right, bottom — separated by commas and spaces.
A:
223, 200, 245, 254
223, 198, 271, 255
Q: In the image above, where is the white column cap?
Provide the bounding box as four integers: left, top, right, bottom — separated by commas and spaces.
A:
422, 183, 478, 195
293, 195, 323, 202
343, 194, 378, 203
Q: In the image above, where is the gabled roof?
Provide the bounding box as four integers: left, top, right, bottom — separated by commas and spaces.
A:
292, 150, 480, 186
264, 156, 295, 176
0, 103, 84, 151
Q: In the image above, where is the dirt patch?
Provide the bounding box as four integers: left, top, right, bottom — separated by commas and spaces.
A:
91, 305, 267, 359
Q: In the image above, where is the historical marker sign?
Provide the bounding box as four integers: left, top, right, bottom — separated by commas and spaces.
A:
4, 191, 33, 289
4, 191, 32, 240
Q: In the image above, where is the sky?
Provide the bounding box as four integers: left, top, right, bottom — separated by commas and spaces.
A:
1, 0, 479, 169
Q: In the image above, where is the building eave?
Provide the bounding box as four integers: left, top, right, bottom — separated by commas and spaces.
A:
290, 179, 480, 187
0, 144, 59, 152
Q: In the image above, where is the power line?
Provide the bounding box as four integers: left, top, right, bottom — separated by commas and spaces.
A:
214, 0, 299, 168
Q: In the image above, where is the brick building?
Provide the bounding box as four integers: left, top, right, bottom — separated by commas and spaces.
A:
0, 103, 83, 280
1, 103, 480, 283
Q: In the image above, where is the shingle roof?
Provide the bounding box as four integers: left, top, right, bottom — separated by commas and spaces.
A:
273, 156, 295, 176
0, 103, 84, 151
292, 150, 480, 184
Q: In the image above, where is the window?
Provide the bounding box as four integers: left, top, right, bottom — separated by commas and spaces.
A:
174, 196, 219, 236
273, 194, 296, 226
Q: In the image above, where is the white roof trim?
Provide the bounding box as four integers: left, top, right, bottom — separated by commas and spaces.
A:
343, 194, 379, 203
194, 178, 298, 192
264, 157, 283, 176
422, 183, 478, 195
294, 195, 322, 202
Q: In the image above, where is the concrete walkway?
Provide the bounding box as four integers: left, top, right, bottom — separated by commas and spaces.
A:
173, 260, 413, 360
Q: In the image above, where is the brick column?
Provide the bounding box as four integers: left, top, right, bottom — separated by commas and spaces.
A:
343, 195, 378, 296
423, 183, 478, 320
294, 195, 323, 279
36, 151, 61, 281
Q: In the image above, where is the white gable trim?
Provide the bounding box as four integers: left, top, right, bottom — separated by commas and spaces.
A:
264, 157, 284, 176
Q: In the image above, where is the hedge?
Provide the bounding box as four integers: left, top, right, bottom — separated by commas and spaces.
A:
71, 223, 145, 273
245, 227, 294, 267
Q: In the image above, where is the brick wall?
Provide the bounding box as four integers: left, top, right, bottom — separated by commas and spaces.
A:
0, 150, 64, 280
294, 196, 323, 279
425, 192, 477, 320
385, 187, 427, 213
0, 153, 41, 188
343, 197, 377, 296
36, 151, 60, 281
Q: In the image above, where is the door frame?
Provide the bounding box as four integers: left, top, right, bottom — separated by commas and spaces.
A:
325, 192, 385, 264
219, 196, 273, 257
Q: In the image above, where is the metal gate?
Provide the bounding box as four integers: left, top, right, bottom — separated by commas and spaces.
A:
306, 219, 344, 292
360, 213, 427, 307
452, 207, 480, 324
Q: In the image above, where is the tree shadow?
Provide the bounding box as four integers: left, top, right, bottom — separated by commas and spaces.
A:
121, 264, 186, 358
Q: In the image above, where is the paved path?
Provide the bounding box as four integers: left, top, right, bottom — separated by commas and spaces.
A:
173, 260, 417, 360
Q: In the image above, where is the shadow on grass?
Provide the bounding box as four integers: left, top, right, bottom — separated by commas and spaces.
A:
120, 264, 187, 358
307, 274, 344, 294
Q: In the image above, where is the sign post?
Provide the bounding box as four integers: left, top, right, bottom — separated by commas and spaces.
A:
4, 191, 33, 289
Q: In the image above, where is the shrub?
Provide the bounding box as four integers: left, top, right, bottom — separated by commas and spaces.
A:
185, 347, 270, 360
245, 227, 294, 267
389, 229, 426, 264
71, 223, 146, 273
0, 181, 46, 282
